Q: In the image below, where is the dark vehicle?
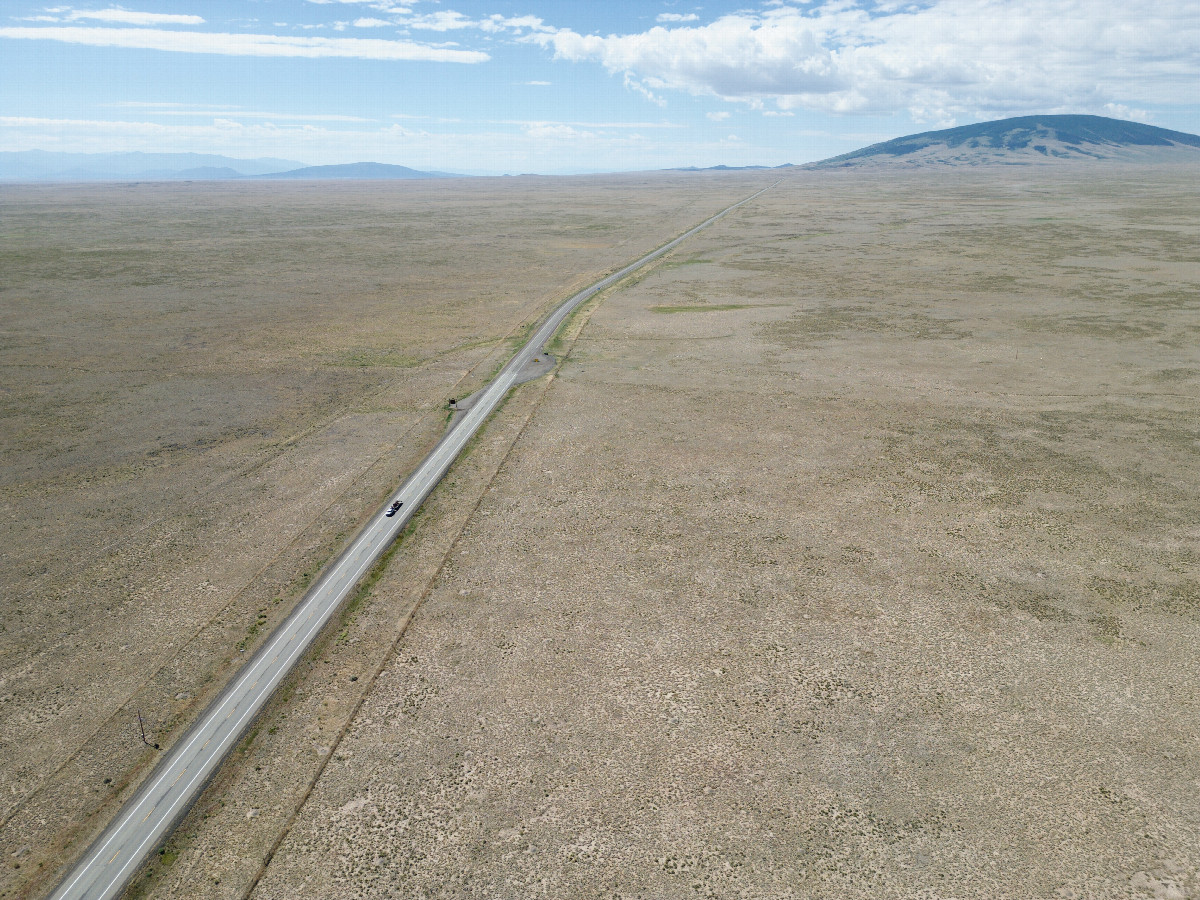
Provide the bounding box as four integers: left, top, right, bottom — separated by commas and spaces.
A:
385, 500, 403, 517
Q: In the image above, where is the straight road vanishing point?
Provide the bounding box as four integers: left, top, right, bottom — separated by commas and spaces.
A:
50, 183, 775, 900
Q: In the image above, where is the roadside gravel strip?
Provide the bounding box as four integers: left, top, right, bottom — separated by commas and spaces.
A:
49, 182, 775, 900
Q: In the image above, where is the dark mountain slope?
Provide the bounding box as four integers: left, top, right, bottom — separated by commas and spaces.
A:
811, 115, 1200, 169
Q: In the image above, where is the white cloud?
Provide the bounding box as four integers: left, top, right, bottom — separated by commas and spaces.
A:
392, 11, 552, 34
1103, 102, 1150, 123
0, 25, 489, 62
386, 115, 680, 128
657, 13, 699, 23
483, 14, 551, 33
404, 10, 475, 31
273, 5, 552, 36
525, 80, 551, 85
492, 119, 682, 128
110, 100, 207, 108
535, 0, 1200, 123
623, 71, 665, 107
706, 110, 730, 121
128, 108, 375, 122
305, 0, 407, 6
64, 8, 205, 26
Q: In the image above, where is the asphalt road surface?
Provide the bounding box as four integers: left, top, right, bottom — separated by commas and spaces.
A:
50, 182, 773, 900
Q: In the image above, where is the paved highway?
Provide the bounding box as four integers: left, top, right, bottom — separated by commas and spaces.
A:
50, 183, 773, 900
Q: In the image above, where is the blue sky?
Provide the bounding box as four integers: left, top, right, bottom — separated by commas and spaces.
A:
2, 0, 1199, 174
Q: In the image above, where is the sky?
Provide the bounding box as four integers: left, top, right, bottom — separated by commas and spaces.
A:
2, 0, 1199, 174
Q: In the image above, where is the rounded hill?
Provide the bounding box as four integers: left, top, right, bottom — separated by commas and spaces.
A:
811, 115, 1200, 168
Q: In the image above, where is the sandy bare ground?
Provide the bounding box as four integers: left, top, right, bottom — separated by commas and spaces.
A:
0, 173, 768, 898
228, 166, 1200, 899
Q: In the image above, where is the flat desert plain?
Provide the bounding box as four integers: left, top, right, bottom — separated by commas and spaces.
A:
0, 172, 768, 898
226, 167, 1197, 899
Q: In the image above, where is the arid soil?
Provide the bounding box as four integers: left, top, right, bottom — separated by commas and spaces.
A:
231, 167, 1198, 899
0, 172, 767, 898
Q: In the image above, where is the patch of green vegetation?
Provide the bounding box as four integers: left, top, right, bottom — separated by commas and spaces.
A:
763, 306, 969, 347
1088, 575, 1143, 605
1019, 314, 1165, 340
1149, 367, 1200, 383
1088, 575, 1198, 616
506, 318, 538, 350
464, 319, 539, 389
659, 255, 713, 270
310, 510, 417, 664
457, 383, 518, 460
980, 578, 1075, 624
330, 349, 422, 369
292, 543, 341, 597
236, 608, 271, 652
1016, 594, 1073, 623
1162, 579, 1200, 615
239, 727, 260, 754
546, 292, 604, 356
649, 304, 750, 314
1090, 613, 1122, 642
971, 274, 1018, 289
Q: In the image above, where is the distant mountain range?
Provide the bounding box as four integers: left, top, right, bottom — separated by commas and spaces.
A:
0, 152, 462, 182
256, 162, 459, 180
6, 116, 1199, 181
672, 163, 794, 172
0, 151, 305, 181
809, 115, 1200, 169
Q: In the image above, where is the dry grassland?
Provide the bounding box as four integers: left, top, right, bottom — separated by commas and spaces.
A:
238, 167, 1198, 899
0, 172, 767, 898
